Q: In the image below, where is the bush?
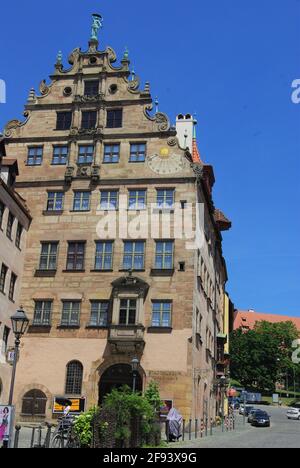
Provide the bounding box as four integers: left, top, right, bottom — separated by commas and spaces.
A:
74, 407, 98, 447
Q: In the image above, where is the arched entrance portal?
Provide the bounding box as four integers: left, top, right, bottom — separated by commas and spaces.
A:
99, 364, 143, 404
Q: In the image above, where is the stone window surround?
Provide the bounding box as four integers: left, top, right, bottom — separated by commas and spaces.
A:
111, 293, 144, 327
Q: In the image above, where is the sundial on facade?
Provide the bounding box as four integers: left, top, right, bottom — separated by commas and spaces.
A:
147, 147, 187, 175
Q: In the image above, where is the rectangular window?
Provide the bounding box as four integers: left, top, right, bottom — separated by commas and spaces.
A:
66, 242, 85, 271
152, 302, 172, 328
123, 241, 145, 270
2, 326, 10, 354
47, 192, 64, 212
156, 189, 175, 209
129, 143, 146, 163
81, 111, 97, 130
128, 190, 147, 210
15, 223, 23, 249
119, 299, 137, 325
155, 241, 174, 269
100, 191, 118, 210
90, 301, 109, 327
6, 212, 14, 239
39, 242, 59, 271
0, 264, 8, 293
78, 145, 94, 165
8, 273, 17, 302
106, 109, 123, 128
0, 202, 4, 229
103, 144, 120, 163
84, 80, 100, 96
33, 301, 53, 326
73, 192, 91, 212
52, 146, 69, 165
61, 301, 81, 327
27, 147, 43, 166
95, 241, 113, 271
56, 112, 72, 130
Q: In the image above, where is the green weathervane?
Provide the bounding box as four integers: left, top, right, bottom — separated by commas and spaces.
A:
91, 13, 103, 41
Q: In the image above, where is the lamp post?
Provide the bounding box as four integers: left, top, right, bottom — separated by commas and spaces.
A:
131, 357, 139, 393
3, 307, 29, 449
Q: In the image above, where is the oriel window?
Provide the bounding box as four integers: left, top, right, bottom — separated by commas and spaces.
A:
81, 111, 97, 130
106, 109, 123, 128
119, 299, 137, 326
56, 112, 72, 130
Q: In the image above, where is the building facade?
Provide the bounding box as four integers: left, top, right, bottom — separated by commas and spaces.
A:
234, 310, 300, 332
0, 141, 31, 405
2, 19, 231, 422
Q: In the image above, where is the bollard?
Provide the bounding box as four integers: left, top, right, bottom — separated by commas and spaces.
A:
30, 427, 36, 448
195, 419, 198, 439
210, 418, 213, 436
188, 419, 192, 440
14, 425, 21, 449
182, 419, 185, 441
205, 418, 208, 437
44, 423, 53, 448
200, 419, 204, 438
166, 420, 170, 443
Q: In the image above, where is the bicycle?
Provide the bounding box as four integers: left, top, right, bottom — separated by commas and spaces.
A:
51, 399, 81, 449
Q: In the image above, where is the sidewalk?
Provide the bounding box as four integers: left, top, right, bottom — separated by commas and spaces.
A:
169, 414, 248, 448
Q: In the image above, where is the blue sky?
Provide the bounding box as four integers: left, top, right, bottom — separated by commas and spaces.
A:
0, 1, 299, 316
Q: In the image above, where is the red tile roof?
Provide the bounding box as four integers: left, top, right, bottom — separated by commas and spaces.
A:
234, 310, 300, 331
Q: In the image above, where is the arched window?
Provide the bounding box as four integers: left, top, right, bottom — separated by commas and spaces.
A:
65, 361, 83, 395
21, 390, 47, 416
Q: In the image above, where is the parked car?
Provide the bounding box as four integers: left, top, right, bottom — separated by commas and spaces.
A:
248, 409, 264, 424
286, 408, 300, 421
239, 405, 254, 416
251, 411, 271, 428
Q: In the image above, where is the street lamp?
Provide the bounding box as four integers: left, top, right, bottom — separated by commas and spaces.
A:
3, 307, 29, 449
131, 357, 139, 393
8, 307, 29, 406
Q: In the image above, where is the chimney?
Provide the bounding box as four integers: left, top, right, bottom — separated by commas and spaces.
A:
176, 114, 196, 150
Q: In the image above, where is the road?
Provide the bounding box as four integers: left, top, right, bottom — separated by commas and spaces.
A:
173, 406, 300, 449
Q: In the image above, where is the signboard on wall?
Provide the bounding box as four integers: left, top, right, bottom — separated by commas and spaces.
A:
53, 397, 86, 415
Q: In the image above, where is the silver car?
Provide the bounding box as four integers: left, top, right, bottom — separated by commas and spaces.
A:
287, 408, 300, 421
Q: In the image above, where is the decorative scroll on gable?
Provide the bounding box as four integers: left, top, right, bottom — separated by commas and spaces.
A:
4, 111, 31, 138
143, 103, 170, 132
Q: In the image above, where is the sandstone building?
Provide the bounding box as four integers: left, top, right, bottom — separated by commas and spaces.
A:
0, 139, 31, 405
2, 18, 231, 422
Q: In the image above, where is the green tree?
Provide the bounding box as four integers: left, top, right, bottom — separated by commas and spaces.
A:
230, 321, 299, 392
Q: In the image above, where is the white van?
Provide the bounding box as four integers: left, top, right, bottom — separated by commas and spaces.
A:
286, 408, 300, 420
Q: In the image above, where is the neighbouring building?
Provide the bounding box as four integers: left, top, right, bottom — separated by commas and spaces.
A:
0, 138, 31, 405
234, 309, 300, 332
2, 16, 231, 423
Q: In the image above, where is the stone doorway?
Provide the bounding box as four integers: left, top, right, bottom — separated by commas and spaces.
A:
98, 363, 143, 404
